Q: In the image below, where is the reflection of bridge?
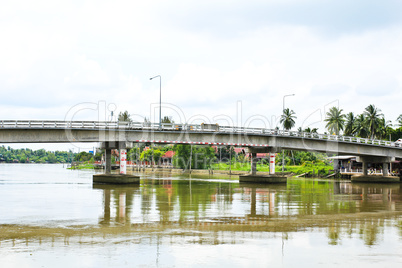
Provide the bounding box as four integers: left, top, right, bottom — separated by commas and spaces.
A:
1, 120, 402, 181
1, 181, 401, 246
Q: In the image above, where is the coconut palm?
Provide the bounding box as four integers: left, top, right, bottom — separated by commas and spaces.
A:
304, 127, 318, 133
324, 107, 345, 135
118, 111, 132, 122
377, 118, 393, 140
363, 104, 383, 139
280, 108, 297, 130
344, 112, 356, 136
397, 114, 402, 127
354, 114, 368, 138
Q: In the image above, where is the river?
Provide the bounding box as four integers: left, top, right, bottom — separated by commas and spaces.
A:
0, 164, 401, 267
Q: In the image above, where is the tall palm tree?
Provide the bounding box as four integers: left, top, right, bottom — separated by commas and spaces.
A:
363, 104, 383, 139
354, 114, 368, 138
118, 111, 132, 122
344, 112, 356, 136
280, 108, 297, 130
324, 107, 345, 135
397, 114, 402, 127
377, 118, 393, 140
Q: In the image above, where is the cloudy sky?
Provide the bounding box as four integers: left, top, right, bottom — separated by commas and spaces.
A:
1, 0, 402, 150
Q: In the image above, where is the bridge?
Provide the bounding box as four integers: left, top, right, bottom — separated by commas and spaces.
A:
1, 120, 401, 182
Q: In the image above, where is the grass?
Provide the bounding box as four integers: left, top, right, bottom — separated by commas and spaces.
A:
212, 161, 333, 176
67, 163, 95, 170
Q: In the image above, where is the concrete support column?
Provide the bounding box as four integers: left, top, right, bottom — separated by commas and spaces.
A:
105, 148, 112, 174
251, 152, 257, 175
120, 149, 127, 175
362, 161, 368, 176
383, 162, 389, 176
269, 153, 276, 175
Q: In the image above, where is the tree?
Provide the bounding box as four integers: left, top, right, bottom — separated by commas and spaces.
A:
173, 144, 192, 169
354, 114, 368, 138
280, 108, 297, 130
118, 111, 132, 122
172, 144, 216, 170
344, 112, 356, 136
143, 117, 151, 127
325, 107, 345, 135
397, 114, 402, 127
363, 104, 383, 139
304, 127, 318, 133
161, 116, 174, 124
377, 118, 393, 140
140, 148, 163, 164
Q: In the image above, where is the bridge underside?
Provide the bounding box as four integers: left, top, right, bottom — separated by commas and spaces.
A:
1, 128, 401, 159
1, 128, 402, 183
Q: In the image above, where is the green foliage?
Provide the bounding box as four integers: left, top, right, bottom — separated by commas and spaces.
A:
325, 106, 345, 135
0, 146, 75, 163
397, 114, 402, 127
161, 116, 174, 123
363, 104, 384, 139
173, 144, 216, 170
344, 112, 355, 136
74, 151, 93, 162
280, 108, 297, 130
140, 148, 163, 163
118, 111, 132, 122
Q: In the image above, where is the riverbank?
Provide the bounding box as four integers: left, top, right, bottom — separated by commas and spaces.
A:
76, 161, 334, 177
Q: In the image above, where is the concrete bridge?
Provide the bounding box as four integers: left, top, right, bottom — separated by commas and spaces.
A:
1, 120, 401, 182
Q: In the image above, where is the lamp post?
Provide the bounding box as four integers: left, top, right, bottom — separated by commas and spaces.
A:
150, 75, 162, 129
282, 94, 295, 173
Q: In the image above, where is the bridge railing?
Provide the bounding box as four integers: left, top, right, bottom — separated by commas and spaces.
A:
1, 120, 401, 148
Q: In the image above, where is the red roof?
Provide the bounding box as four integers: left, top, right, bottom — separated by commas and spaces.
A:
162, 151, 175, 158
234, 148, 246, 154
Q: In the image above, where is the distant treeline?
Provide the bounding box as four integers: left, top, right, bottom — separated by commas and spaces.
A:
0, 146, 75, 163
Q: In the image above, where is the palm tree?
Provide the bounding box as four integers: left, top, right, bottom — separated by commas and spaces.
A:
161, 116, 174, 124
377, 118, 393, 140
280, 108, 297, 130
344, 112, 356, 136
363, 104, 383, 139
354, 114, 368, 138
324, 107, 345, 135
118, 111, 132, 122
397, 114, 402, 127
304, 127, 318, 133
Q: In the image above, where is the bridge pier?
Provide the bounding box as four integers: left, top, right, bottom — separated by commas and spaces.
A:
352, 156, 399, 183
239, 147, 286, 184
251, 152, 257, 175
105, 148, 112, 174
269, 153, 276, 175
93, 142, 139, 185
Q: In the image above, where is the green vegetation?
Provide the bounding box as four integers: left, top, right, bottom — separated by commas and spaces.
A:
0, 146, 74, 163
212, 150, 332, 176
173, 144, 216, 170
280, 108, 297, 130
325, 104, 401, 140
325, 107, 345, 135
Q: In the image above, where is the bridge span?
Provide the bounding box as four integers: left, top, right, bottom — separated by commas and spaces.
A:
1, 120, 401, 182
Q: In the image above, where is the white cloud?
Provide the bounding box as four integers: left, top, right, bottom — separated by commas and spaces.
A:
1, 0, 402, 151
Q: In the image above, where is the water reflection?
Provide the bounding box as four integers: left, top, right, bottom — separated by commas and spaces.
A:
88, 178, 402, 247
1, 177, 401, 249
93, 184, 140, 225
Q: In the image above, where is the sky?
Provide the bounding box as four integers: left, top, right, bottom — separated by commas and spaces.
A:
1, 0, 402, 151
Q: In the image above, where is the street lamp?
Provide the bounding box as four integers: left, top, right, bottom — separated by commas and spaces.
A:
150, 75, 162, 129
282, 94, 295, 173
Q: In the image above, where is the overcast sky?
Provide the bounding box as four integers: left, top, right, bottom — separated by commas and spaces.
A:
1, 0, 402, 150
